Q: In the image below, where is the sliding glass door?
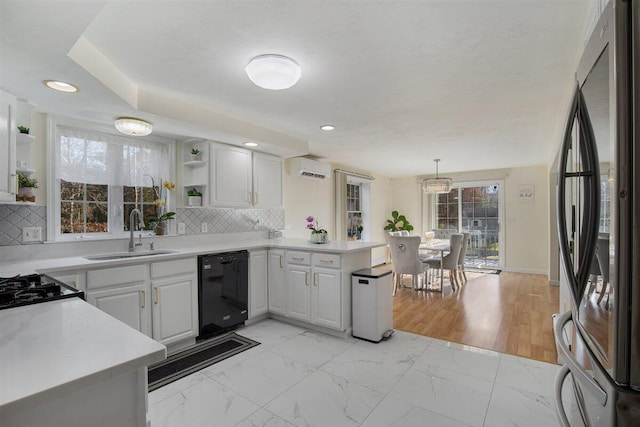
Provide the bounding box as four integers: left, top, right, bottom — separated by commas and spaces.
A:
434, 181, 504, 270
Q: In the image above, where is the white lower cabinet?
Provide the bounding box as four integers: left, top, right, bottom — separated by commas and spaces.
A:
267, 249, 285, 315
87, 283, 149, 334
150, 258, 198, 346
86, 257, 198, 347
249, 250, 268, 318
284, 251, 342, 329
311, 266, 341, 329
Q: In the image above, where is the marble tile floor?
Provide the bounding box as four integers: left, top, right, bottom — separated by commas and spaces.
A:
148, 319, 577, 427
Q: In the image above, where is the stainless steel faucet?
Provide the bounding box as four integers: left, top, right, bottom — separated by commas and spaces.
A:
128, 208, 144, 252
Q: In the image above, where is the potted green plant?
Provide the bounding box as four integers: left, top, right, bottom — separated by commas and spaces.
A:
384, 210, 414, 232
190, 147, 202, 161
187, 187, 202, 206
146, 211, 176, 236
17, 172, 38, 199
17, 125, 30, 134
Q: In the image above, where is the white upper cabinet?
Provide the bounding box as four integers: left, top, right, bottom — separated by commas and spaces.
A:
0, 91, 17, 203
252, 152, 283, 208
209, 142, 253, 207
205, 141, 283, 209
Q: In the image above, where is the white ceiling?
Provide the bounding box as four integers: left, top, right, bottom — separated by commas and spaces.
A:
0, 0, 590, 177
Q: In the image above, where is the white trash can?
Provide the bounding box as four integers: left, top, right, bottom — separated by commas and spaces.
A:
352, 268, 394, 342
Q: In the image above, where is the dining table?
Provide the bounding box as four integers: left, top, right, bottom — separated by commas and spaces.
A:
419, 238, 451, 291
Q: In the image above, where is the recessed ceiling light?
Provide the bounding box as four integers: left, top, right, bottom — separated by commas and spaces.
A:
245, 54, 301, 90
320, 125, 335, 131
244, 142, 258, 147
114, 117, 153, 136
43, 80, 78, 93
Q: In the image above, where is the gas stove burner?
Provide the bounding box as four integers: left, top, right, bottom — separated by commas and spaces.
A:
0, 274, 84, 310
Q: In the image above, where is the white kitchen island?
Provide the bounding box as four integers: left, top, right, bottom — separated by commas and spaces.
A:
0, 298, 166, 427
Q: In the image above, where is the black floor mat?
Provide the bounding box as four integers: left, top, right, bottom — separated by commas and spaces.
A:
148, 332, 260, 391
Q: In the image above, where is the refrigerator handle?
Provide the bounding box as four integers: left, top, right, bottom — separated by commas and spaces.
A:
554, 311, 607, 406
554, 364, 572, 427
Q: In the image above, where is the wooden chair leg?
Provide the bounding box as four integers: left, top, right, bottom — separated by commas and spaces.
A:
449, 270, 457, 291
597, 281, 608, 304
461, 266, 467, 284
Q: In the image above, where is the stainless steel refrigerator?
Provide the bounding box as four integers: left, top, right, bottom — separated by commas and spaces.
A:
554, 1, 640, 425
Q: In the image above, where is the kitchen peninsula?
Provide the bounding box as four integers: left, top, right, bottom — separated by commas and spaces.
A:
0, 298, 166, 427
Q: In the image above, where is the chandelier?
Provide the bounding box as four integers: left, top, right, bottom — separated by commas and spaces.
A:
422, 159, 452, 194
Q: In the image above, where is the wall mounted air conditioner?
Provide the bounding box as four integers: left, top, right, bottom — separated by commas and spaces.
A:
289, 157, 331, 179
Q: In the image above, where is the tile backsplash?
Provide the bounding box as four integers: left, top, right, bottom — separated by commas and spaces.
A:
176, 207, 285, 235
0, 205, 47, 246
0, 205, 284, 246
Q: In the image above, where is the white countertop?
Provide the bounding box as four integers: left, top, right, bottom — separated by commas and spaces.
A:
0, 237, 386, 276
0, 298, 166, 418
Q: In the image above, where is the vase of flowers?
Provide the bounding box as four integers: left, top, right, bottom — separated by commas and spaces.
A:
306, 216, 328, 244
146, 177, 176, 235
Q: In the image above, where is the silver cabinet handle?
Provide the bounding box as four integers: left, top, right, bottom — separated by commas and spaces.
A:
279, 255, 283, 269
292, 257, 304, 261
141, 290, 145, 308
154, 287, 158, 304
254, 192, 259, 204
305, 272, 309, 286
248, 192, 252, 204
319, 259, 334, 264
313, 272, 318, 286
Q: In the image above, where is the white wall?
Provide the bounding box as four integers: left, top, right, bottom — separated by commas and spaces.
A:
282, 159, 393, 266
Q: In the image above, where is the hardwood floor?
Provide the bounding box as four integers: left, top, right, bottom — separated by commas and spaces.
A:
390, 268, 560, 364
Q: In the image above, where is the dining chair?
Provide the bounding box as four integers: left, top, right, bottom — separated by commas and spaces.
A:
387, 235, 428, 297
456, 232, 470, 286
424, 233, 464, 292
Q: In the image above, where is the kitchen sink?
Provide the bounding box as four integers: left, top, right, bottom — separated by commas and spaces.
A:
84, 250, 178, 261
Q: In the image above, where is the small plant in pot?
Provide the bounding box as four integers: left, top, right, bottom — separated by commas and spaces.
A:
17, 172, 38, 199
190, 147, 202, 161
147, 211, 176, 236
17, 125, 30, 134
187, 187, 202, 206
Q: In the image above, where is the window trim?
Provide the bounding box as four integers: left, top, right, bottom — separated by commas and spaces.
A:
46, 115, 176, 242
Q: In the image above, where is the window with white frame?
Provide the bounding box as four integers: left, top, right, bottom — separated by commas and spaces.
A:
51, 124, 172, 240
346, 183, 363, 240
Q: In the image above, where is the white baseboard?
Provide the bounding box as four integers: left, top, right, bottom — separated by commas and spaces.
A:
501, 267, 548, 276
548, 280, 560, 286
371, 256, 387, 267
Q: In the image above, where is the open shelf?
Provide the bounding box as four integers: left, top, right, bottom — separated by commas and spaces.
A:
16, 167, 36, 175
17, 133, 36, 144
183, 160, 206, 168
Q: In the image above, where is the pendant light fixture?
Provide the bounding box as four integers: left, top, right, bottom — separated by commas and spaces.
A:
422, 159, 452, 194
114, 117, 153, 136
245, 54, 301, 90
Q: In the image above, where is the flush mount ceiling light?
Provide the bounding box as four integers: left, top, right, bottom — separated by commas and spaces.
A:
114, 117, 153, 136
43, 80, 78, 93
320, 125, 335, 131
245, 54, 301, 90
244, 142, 258, 147
422, 159, 453, 194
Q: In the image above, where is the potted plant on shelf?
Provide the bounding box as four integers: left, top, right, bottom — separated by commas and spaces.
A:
187, 187, 202, 206
190, 147, 202, 161
17, 125, 29, 134
17, 172, 37, 201
384, 210, 414, 232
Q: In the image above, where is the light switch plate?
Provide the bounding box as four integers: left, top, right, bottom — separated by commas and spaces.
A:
201, 223, 208, 233
23, 226, 42, 242
178, 223, 186, 235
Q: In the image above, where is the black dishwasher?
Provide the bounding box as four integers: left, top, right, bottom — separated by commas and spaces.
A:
197, 251, 248, 339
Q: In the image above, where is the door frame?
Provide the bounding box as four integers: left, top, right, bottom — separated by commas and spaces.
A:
425, 179, 505, 271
